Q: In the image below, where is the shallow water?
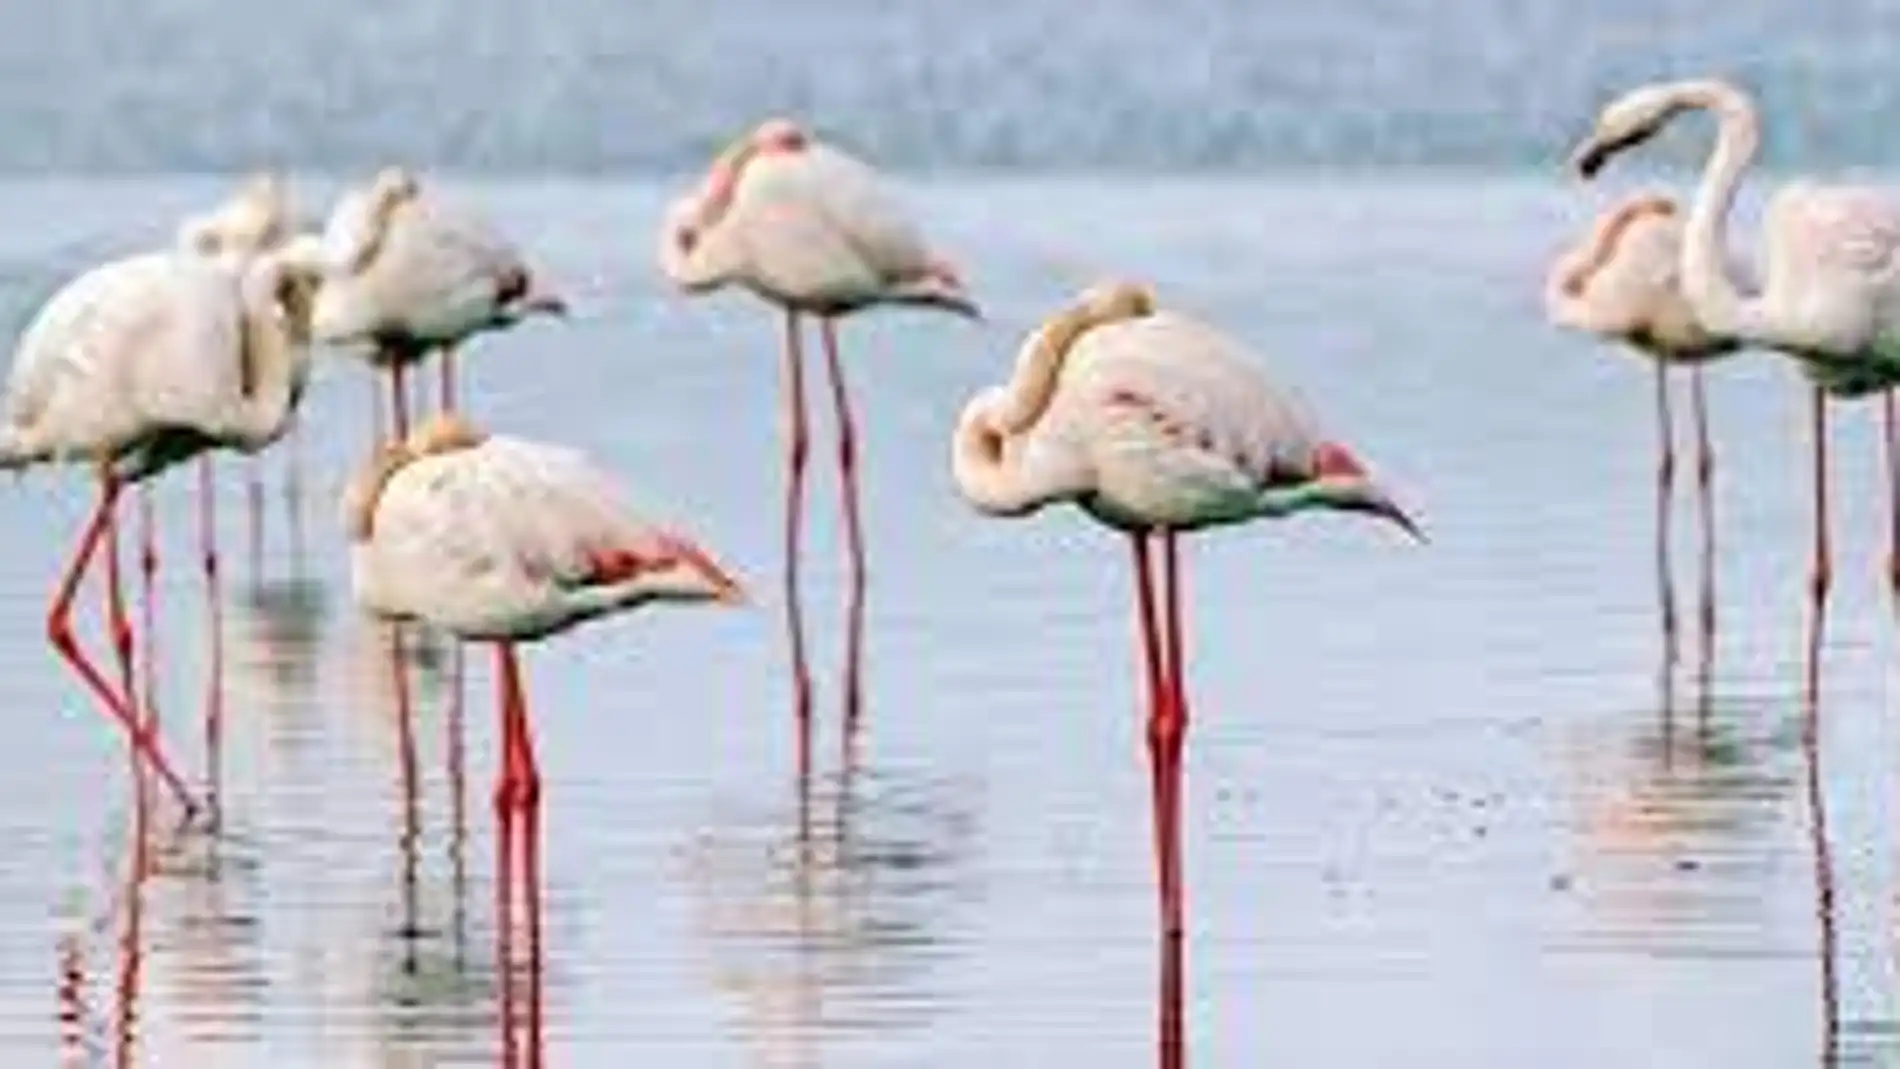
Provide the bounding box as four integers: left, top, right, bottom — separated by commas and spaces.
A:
0, 174, 1895, 1067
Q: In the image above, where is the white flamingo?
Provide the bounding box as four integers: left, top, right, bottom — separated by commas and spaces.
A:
1546, 191, 1740, 660
1569, 77, 1900, 649
0, 244, 323, 821
313, 166, 569, 440
950, 281, 1421, 1059
345, 412, 745, 1067
177, 173, 292, 268
658, 116, 979, 737
173, 174, 314, 788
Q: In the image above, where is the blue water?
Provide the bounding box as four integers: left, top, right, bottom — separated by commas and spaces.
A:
0, 4, 1896, 1066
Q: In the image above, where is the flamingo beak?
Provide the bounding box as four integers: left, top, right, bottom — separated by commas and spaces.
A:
661, 536, 748, 605
522, 293, 570, 318
1359, 488, 1428, 544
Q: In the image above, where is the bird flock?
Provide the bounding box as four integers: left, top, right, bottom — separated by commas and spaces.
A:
5, 71, 1880, 1064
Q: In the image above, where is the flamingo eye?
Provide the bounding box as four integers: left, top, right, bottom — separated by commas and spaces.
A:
675, 226, 698, 254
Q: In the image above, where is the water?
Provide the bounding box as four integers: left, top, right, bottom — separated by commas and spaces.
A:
3, 1, 1900, 1063
0, 173, 1890, 1067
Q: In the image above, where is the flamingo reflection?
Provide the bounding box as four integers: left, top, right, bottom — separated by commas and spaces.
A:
682, 763, 975, 1068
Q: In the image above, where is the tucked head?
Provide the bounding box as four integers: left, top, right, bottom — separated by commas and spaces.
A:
1299, 441, 1426, 542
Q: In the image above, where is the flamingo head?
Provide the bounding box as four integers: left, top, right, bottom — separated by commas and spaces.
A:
1569, 84, 1687, 179
605, 532, 748, 607
1295, 442, 1426, 543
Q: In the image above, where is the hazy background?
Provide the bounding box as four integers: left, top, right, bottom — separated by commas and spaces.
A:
0, 0, 1894, 174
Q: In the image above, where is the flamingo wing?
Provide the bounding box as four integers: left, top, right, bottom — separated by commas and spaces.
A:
5, 254, 240, 442
377, 437, 659, 594
1067, 313, 1327, 521
1768, 184, 1900, 281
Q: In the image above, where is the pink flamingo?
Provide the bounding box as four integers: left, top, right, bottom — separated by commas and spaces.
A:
174, 174, 309, 801
658, 117, 979, 755
1545, 192, 1739, 663
345, 413, 745, 1068
950, 282, 1421, 1064
1569, 77, 1900, 680
311, 166, 568, 441
0, 245, 322, 822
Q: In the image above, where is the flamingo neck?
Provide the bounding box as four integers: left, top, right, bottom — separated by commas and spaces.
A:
1677, 81, 1769, 340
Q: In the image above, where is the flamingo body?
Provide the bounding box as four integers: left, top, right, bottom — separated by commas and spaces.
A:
2, 251, 312, 478
659, 123, 976, 318
313, 170, 564, 361
953, 283, 1416, 535
347, 416, 744, 641
1545, 193, 1738, 362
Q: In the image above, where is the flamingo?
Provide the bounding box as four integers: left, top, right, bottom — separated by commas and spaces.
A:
1545, 192, 1740, 664
344, 412, 746, 1068
1568, 77, 1900, 674
658, 116, 979, 751
0, 244, 322, 822
175, 173, 306, 794
950, 281, 1421, 1063
312, 166, 569, 440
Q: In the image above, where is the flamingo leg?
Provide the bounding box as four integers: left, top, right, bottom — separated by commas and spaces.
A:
1129, 533, 1185, 1067
390, 361, 412, 443
499, 644, 544, 1069
439, 344, 459, 415
284, 415, 305, 573
492, 641, 519, 1069
48, 476, 196, 817
112, 761, 151, 1069
1807, 386, 1831, 699
1885, 390, 1900, 596
821, 317, 869, 742
198, 457, 225, 826
246, 454, 264, 584
1653, 363, 1679, 668
103, 482, 135, 712
448, 657, 470, 971
395, 633, 422, 977
371, 367, 388, 449
1692, 366, 1717, 666
781, 310, 813, 781
136, 485, 158, 735
1157, 531, 1188, 1069
390, 623, 420, 944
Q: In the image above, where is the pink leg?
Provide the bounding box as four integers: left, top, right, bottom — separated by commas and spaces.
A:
499, 646, 544, 1069
448, 655, 470, 970
1692, 367, 1717, 660
136, 485, 158, 734
1156, 531, 1188, 1069
1653, 364, 1679, 667
1130, 534, 1183, 1069
493, 642, 519, 1069
821, 317, 869, 741
1807, 387, 1831, 700
780, 311, 813, 781
199, 457, 225, 825
102, 484, 135, 712
390, 623, 419, 912
112, 762, 151, 1069
47, 477, 197, 819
